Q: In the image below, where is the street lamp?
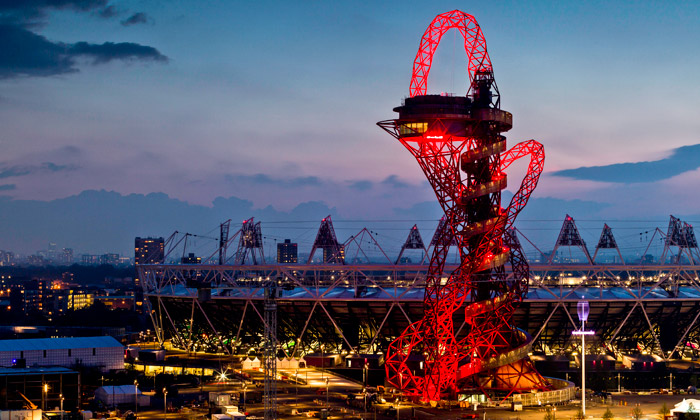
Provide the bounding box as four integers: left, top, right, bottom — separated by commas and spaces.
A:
397, 401, 401, 420
243, 383, 248, 413
43, 383, 48, 412
295, 369, 299, 407
573, 300, 594, 416
134, 380, 139, 415
325, 377, 330, 409
60, 393, 64, 420
321, 344, 325, 379
670, 372, 674, 391
218, 371, 228, 382
163, 387, 168, 420
363, 388, 367, 414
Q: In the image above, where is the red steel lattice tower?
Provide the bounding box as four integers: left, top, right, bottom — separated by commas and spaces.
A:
378, 10, 549, 402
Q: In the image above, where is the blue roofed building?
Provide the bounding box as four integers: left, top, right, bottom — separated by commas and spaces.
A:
0, 336, 124, 372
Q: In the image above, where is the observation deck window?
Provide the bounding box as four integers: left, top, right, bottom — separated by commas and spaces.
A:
399, 122, 428, 136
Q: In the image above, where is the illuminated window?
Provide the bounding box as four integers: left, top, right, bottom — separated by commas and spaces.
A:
399, 122, 427, 135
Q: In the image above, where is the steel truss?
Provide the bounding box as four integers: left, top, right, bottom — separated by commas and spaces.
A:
378, 9, 547, 402
140, 263, 700, 361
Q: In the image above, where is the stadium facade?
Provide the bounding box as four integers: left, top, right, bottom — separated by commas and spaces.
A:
138, 215, 700, 363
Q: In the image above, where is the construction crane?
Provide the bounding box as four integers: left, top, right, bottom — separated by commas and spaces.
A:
263, 280, 277, 420
17, 391, 38, 410
219, 219, 231, 265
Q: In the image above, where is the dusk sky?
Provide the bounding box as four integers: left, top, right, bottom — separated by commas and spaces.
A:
2, 1, 700, 255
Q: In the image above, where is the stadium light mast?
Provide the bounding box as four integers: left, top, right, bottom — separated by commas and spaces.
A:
573, 300, 594, 415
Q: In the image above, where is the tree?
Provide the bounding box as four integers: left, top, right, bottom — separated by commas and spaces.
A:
659, 403, 670, 418
603, 407, 614, 420
632, 405, 643, 420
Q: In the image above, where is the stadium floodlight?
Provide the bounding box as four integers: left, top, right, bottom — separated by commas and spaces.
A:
573, 300, 594, 416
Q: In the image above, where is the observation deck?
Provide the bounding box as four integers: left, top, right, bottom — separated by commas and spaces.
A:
393, 94, 513, 138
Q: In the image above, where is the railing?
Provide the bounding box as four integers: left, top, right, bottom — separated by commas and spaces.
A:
504, 378, 576, 406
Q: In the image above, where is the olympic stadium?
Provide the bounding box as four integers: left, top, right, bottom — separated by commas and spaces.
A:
138, 214, 700, 362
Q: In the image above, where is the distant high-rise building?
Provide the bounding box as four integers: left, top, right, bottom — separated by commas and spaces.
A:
46, 242, 55, 262
45, 242, 59, 262
181, 253, 201, 264
62, 248, 74, 265
277, 239, 298, 264
23, 279, 48, 314
27, 254, 46, 266
323, 245, 345, 264
100, 253, 120, 265
0, 250, 15, 266
135, 237, 164, 290
81, 254, 101, 265
135, 237, 165, 265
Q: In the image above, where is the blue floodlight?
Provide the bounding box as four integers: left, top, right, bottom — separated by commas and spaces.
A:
577, 300, 589, 323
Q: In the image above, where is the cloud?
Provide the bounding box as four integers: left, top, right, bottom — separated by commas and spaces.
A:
95, 5, 118, 19
0, 24, 74, 77
0, 1, 166, 79
380, 175, 411, 189
70, 41, 167, 64
0, 166, 32, 179
0, 24, 167, 78
0, 0, 109, 25
120, 12, 150, 26
0, 184, 16, 191
42, 162, 77, 172
226, 173, 322, 188
348, 180, 373, 191
552, 143, 700, 184
0, 189, 340, 254
0, 162, 77, 179
0, 186, 683, 261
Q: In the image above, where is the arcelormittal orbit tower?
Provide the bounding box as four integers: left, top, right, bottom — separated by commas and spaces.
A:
378, 10, 550, 403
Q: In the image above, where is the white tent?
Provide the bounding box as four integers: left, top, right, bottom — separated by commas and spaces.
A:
278, 358, 289, 369
95, 385, 149, 406
241, 357, 253, 370
671, 399, 700, 414
242, 357, 261, 370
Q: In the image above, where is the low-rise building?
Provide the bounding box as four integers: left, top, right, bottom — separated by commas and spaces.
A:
0, 336, 124, 371
0, 366, 79, 411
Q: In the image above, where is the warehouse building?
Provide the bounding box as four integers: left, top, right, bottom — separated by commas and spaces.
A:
0, 336, 124, 371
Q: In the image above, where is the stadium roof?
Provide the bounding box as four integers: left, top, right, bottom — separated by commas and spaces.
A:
161, 284, 700, 301
0, 336, 123, 352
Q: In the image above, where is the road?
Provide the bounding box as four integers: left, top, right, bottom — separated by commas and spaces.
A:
118, 369, 695, 420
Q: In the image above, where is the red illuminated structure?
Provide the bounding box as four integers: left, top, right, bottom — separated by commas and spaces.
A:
378, 10, 549, 402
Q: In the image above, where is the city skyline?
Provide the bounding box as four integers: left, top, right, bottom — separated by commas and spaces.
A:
2, 1, 700, 253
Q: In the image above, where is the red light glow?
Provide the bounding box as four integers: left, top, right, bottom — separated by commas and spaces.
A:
380, 10, 547, 403
409, 10, 492, 97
